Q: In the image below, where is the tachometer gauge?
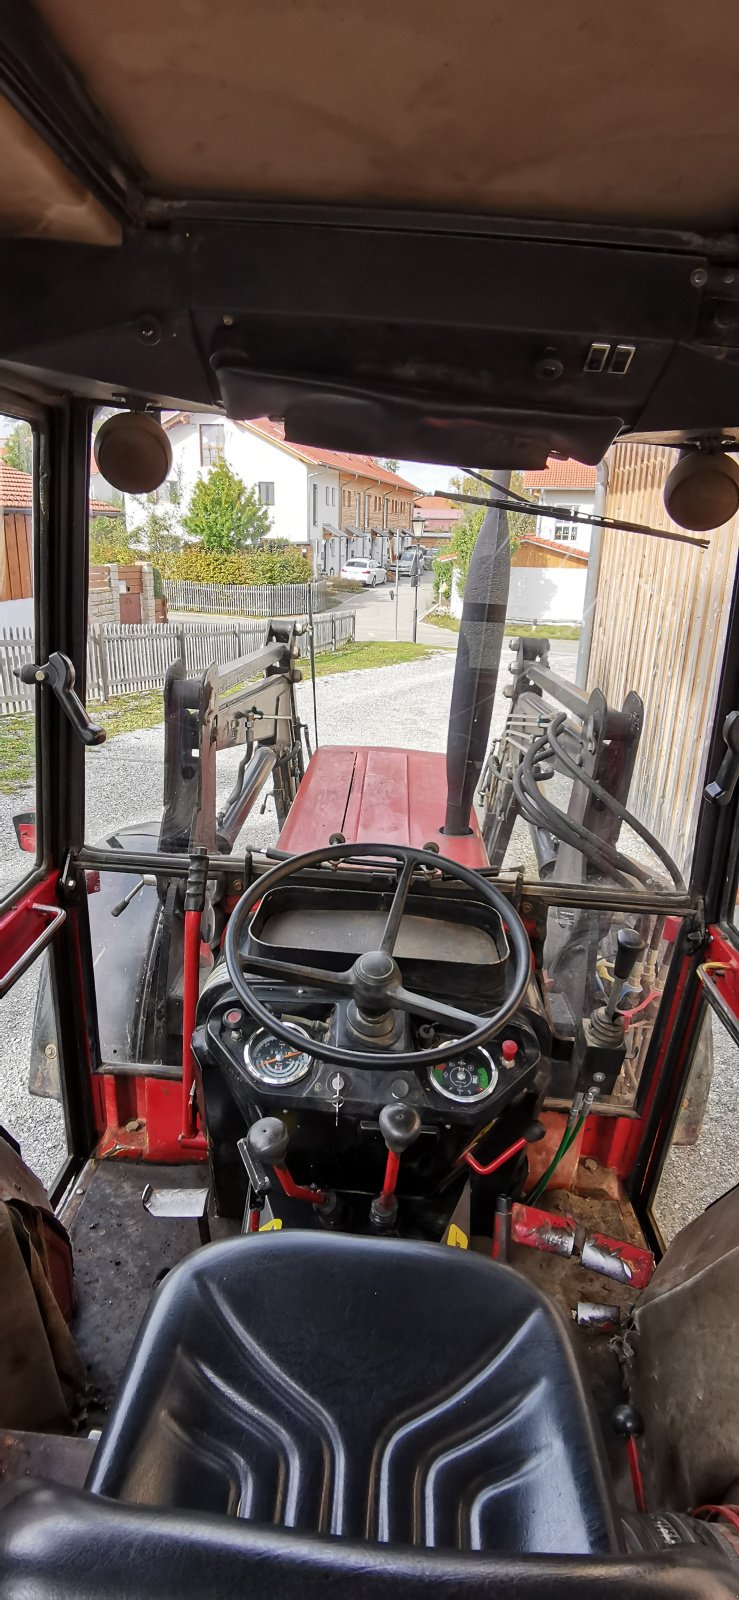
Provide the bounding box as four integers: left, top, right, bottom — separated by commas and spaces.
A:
245, 1025, 314, 1087
428, 1044, 498, 1104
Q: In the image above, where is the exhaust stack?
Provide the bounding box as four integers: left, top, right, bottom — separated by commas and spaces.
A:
444, 472, 511, 836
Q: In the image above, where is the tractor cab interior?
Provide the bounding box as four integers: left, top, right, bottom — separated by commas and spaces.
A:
3, 5, 739, 1597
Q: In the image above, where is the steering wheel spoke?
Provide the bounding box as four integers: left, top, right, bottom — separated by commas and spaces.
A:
391, 985, 481, 1033
380, 857, 416, 954
241, 952, 353, 991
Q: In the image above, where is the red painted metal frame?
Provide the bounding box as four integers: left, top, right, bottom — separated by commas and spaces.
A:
0, 870, 61, 993
181, 908, 202, 1141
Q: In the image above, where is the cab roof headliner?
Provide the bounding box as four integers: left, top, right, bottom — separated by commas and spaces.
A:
4, 0, 739, 235
0, 2, 738, 463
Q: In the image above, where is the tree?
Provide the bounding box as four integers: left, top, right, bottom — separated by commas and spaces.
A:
182, 460, 272, 552
433, 470, 537, 601
89, 517, 140, 564
128, 501, 183, 557
4, 421, 33, 473
379, 457, 399, 473
451, 470, 535, 570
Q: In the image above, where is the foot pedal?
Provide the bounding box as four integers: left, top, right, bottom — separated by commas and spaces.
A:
141, 1183, 211, 1246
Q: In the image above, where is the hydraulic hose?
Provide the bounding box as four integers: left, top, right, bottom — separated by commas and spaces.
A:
545, 713, 685, 890
515, 729, 667, 890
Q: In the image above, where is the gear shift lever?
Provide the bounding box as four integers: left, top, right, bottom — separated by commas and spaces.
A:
246, 1116, 332, 1211
370, 1104, 422, 1231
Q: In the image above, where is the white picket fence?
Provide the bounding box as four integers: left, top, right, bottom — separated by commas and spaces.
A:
0, 612, 355, 712
162, 578, 328, 617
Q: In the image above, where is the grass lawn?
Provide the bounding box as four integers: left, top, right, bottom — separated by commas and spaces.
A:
0, 689, 165, 797
0, 645, 441, 796
312, 640, 439, 677
424, 612, 581, 641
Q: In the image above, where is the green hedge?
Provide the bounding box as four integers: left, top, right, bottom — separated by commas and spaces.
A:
156, 546, 313, 585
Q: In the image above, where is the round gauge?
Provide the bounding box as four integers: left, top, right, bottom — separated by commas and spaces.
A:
427, 1043, 499, 1104
245, 1025, 314, 1087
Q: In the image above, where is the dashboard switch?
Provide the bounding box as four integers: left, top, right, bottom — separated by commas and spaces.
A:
501, 1039, 519, 1065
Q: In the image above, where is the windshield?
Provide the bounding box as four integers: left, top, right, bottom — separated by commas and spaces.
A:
80, 434, 725, 887
78, 433, 726, 1106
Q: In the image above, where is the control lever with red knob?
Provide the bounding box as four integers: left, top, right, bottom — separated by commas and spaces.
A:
370, 1104, 422, 1231
245, 1116, 334, 1214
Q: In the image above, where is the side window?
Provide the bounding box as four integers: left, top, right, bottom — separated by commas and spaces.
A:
0, 413, 38, 902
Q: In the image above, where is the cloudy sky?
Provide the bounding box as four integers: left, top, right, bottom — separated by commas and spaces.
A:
398, 460, 456, 494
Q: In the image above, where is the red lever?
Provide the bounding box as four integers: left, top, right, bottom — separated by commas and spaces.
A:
370, 1105, 422, 1230
273, 1163, 329, 1208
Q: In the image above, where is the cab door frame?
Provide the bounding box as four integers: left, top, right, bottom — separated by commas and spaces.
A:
0, 385, 98, 1202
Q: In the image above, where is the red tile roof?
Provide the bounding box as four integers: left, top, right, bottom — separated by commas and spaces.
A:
246, 419, 419, 489
162, 409, 418, 490
0, 465, 35, 507
1, 462, 122, 515
522, 458, 598, 490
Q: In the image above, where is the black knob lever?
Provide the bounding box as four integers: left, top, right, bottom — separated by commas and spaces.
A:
379, 1103, 422, 1155
705, 710, 739, 807
15, 652, 106, 747
605, 928, 645, 1022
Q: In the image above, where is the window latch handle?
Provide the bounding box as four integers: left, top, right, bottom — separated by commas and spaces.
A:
15, 651, 106, 747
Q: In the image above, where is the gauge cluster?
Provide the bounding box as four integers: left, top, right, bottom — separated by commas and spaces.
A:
200, 992, 541, 1131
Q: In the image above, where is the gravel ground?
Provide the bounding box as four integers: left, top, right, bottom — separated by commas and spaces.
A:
1, 639, 736, 1245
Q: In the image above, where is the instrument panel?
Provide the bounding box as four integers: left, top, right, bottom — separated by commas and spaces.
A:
206, 993, 541, 1129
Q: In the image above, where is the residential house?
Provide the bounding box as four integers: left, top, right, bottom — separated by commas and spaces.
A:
412, 495, 463, 550
522, 458, 597, 551
130, 411, 418, 574
1, 463, 121, 628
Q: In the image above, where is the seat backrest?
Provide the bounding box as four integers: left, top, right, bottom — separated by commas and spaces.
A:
1, 1481, 737, 1600
86, 1232, 616, 1554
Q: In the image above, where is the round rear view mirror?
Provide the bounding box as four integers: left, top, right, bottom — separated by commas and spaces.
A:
663, 450, 739, 532
94, 412, 173, 494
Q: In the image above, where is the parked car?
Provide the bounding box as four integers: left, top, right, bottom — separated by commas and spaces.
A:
395, 548, 423, 577
340, 557, 387, 586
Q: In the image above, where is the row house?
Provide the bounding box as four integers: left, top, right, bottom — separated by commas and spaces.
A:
123, 412, 418, 574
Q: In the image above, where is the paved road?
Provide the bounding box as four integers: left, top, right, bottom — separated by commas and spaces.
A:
0, 638, 735, 1245
344, 568, 448, 644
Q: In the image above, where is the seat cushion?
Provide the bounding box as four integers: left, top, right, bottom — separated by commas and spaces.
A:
88, 1232, 617, 1556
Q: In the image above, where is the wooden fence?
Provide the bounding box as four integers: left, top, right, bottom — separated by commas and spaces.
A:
0, 611, 355, 712
162, 577, 328, 617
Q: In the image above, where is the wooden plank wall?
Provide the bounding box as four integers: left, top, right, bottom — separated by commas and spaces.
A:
587, 443, 739, 876
0, 511, 33, 600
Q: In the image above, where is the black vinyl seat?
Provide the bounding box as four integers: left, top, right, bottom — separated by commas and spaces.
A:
88, 1232, 617, 1556
2, 1480, 738, 1600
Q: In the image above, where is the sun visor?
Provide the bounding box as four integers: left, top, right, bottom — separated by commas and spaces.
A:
211, 353, 620, 469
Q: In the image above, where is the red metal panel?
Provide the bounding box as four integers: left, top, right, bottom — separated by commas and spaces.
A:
278, 746, 488, 868
0, 870, 61, 994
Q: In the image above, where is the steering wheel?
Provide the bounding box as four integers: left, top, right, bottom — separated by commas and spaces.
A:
224, 842, 531, 1071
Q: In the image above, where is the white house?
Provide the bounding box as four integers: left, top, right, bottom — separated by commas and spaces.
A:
125, 411, 418, 573
522, 458, 597, 551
